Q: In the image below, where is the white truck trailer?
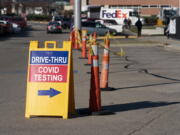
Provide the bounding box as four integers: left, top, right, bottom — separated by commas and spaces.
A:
100, 8, 142, 25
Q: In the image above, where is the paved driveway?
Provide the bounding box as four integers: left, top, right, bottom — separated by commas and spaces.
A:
0, 22, 180, 135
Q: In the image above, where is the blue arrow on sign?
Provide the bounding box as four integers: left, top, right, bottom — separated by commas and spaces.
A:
38, 88, 61, 98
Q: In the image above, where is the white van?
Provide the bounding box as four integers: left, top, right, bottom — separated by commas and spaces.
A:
95, 19, 123, 33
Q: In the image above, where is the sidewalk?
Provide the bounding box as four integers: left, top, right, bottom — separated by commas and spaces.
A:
142, 27, 164, 36
108, 27, 180, 51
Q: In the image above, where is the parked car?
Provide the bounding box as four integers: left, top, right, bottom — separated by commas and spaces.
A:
0, 16, 12, 22
0, 20, 13, 34
11, 17, 27, 28
96, 19, 124, 33
0, 24, 4, 35
52, 16, 71, 29
81, 21, 117, 36
11, 23, 21, 33
0, 16, 27, 29
47, 21, 62, 33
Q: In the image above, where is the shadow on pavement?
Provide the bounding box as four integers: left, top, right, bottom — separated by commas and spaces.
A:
102, 101, 179, 113
76, 101, 179, 118
111, 82, 180, 91
26, 101, 180, 119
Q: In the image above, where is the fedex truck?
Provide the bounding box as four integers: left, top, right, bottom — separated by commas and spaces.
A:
100, 8, 142, 25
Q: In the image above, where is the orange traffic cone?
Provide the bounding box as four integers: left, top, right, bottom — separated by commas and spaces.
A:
74, 29, 80, 50
79, 30, 87, 59
89, 33, 101, 112
85, 34, 93, 65
100, 37, 110, 88
100, 36, 116, 91
89, 33, 114, 115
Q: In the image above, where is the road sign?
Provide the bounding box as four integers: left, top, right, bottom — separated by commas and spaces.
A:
29, 51, 68, 82
25, 41, 75, 119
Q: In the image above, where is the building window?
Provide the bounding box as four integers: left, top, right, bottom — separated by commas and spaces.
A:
161, 5, 171, 8
110, 5, 140, 9
150, 5, 158, 8
141, 5, 149, 8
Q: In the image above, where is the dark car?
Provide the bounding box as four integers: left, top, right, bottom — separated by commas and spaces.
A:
0, 24, 5, 35
0, 16, 12, 22
0, 20, 13, 34
81, 21, 117, 36
52, 16, 71, 29
0, 16, 26, 28
47, 21, 62, 33
11, 17, 27, 28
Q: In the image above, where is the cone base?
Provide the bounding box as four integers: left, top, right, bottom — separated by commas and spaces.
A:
101, 87, 117, 91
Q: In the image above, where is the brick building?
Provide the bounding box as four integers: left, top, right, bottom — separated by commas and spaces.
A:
70, 0, 179, 16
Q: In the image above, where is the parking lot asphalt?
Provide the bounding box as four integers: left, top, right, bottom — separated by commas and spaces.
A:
0, 22, 180, 135
108, 35, 179, 46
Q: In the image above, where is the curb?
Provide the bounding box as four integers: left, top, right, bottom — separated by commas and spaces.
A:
164, 44, 180, 51
97, 35, 137, 40
109, 43, 164, 47
28, 21, 48, 24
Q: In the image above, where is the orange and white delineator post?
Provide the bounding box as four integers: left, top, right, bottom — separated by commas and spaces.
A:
80, 30, 87, 59
85, 34, 93, 65
89, 33, 101, 112
74, 29, 80, 49
100, 37, 110, 89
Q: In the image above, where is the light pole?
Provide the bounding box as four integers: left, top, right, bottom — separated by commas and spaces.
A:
74, 0, 81, 30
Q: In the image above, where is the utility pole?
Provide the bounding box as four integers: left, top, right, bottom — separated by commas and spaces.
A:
74, 0, 81, 30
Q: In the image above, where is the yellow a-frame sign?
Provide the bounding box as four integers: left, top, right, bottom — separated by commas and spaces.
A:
25, 41, 75, 119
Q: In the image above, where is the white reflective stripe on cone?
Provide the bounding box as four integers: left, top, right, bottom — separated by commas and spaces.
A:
103, 63, 109, 70
93, 60, 99, 67
104, 49, 109, 55
92, 45, 98, 56
82, 37, 86, 41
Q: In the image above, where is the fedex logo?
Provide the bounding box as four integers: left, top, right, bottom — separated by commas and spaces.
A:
101, 10, 128, 19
